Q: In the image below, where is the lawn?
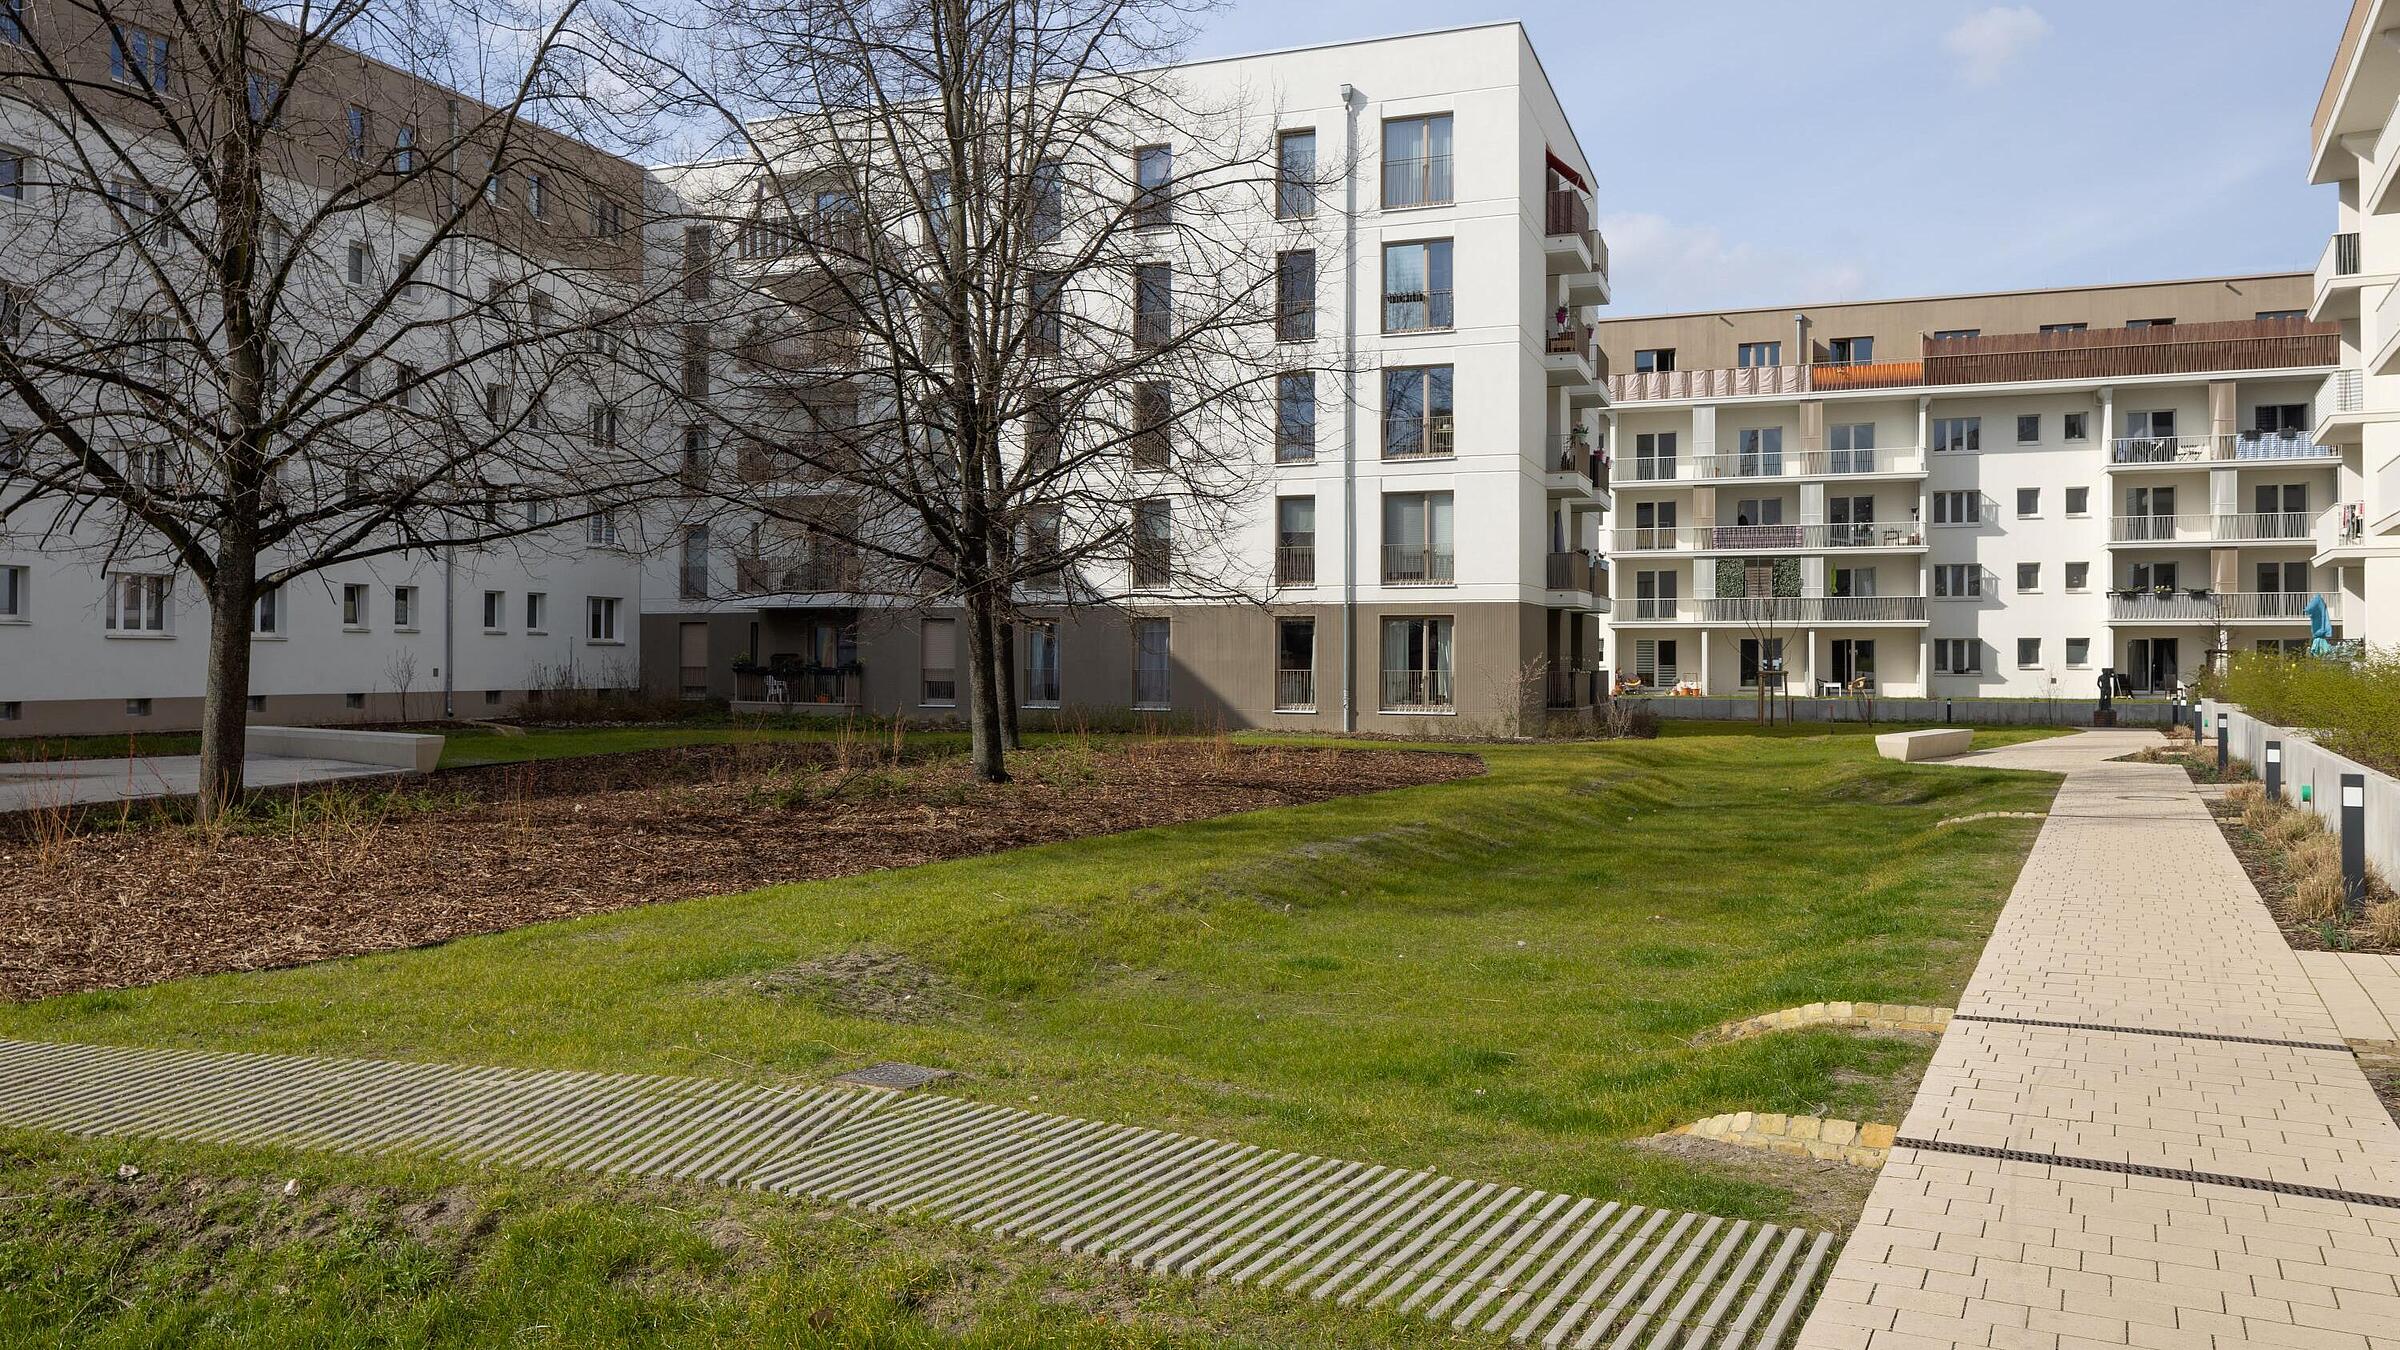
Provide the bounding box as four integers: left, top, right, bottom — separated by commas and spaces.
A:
0, 725, 2067, 1346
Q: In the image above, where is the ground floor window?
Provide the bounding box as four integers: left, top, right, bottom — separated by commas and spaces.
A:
1380, 616, 1453, 710
2124, 637, 2177, 692
1737, 637, 1786, 690
105, 573, 171, 632
1830, 638, 1875, 690
585, 596, 620, 642
1933, 637, 1981, 675
1275, 617, 1315, 711
1024, 621, 1061, 706
921, 617, 957, 705
1132, 617, 1171, 708
1631, 638, 1678, 693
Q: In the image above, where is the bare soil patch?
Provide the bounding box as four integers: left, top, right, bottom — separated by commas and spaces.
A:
1630, 1133, 1876, 1233
744, 945, 963, 1024
0, 741, 1478, 1001
2112, 742, 2254, 784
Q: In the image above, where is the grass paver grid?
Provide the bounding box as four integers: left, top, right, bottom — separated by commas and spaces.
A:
0, 1034, 1832, 1348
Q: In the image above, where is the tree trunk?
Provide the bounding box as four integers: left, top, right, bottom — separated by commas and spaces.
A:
962, 589, 1009, 783
998, 621, 1022, 750
197, 562, 258, 821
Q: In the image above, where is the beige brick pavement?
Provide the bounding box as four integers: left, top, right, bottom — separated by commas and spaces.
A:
1798, 730, 2400, 1350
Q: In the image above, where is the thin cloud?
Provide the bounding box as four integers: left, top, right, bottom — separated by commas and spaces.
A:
1943, 6, 2051, 86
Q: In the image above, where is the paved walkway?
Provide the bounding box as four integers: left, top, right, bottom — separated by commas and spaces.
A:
0, 753, 399, 813
0, 1037, 1834, 1348
1799, 730, 2400, 1350
2298, 953, 2400, 1047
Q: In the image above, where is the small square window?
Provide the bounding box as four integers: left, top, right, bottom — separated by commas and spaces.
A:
344, 691, 366, 710
482, 590, 505, 631
2066, 638, 2091, 667
2065, 562, 2089, 592
2016, 562, 2039, 592
2064, 486, 2090, 517
2063, 411, 2089, 441
247, 694, 266, 712
2016, 414, 2040, 443
485, 689, 504, 705
2016, 488, 2039, 517
126, 697, 152, 716
0, 701, 19, 721
2017, 637, 2041, 667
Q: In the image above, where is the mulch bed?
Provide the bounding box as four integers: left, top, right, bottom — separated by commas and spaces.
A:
2198, 788, 2400, 954
0, 742, 1479, 1002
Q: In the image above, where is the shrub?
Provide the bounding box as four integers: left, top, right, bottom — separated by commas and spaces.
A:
2271, 809, 2325, 845
2217, 648, 2400, 775
2291, 832, 2341, 882
2290, 872, 2349, 925
2369, 901, 2400, 948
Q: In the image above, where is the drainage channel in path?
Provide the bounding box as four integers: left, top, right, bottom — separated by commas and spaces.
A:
0, 1037, 1833, 1349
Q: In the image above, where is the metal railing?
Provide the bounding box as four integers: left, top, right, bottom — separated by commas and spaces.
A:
1661, 446, 1921, 480
2106, 593, 2217, 622
1699, 522, 1926, 551
1620, 455, 1679, 482
1383, 155, 1453, 209
1545, 665, 1596, 709
1380, 668, 1453, 710
738, 666, 865, 706
1612, 525, 1695, 552
1544, 187, 1591, 238
1546, 321, 1596, 366
1383, 413, 1455, 458
1545, 551, 1600, 593
1383, 289, 1454, 333
2108, 592, 2332, 623
2320, 500, 2367, 551
2109, 435, 2218, 465
732, 553, 865, 594
1625, 596, 1692, 622
2108, 511, 2314, 543
2326, 368, 2365, 416
1275, 544, 1316, 586
1381, 545, 1455, 586
1275, 668, 1316, 711
2218, 591, 2332, 620
1694, 594, 1929, 624
1550, 436, 1599, 483
2334, 231, 2363, 278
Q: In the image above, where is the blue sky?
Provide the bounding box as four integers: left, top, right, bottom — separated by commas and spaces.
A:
1189, 1, 2353, 315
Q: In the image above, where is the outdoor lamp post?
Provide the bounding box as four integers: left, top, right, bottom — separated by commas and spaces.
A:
2343, 774, 2368, 914
2265, 741, 2282, 802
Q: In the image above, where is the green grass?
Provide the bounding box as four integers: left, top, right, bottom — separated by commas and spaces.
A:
0, 728, 2066, 1344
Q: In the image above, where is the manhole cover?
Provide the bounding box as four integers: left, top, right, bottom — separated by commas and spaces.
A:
833, 1061, 958, 1092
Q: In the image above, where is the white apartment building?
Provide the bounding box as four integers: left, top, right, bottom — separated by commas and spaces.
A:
2309, 0, 2400, 639
1598, 278, 2341, 700
638, 23, 1614, 732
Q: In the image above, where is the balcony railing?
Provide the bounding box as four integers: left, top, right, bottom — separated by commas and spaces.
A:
2320, 500, 2367, 551
1670, 447, 1924, 481
1383, 155, 1453, 210
1545, 665, 1597, 709
1625, 596, 1692, 621
2336, 231, 2363, 277
2108, 592, 2332, 623
1623, 455, 1680, 482
1275, 668, 1317, 712
1545, 551, 1600, 593
2326, 368, 2365, 416
1381, 669, 1453, 711
736, 665, 864, 706
1275, 544, 1316, 587
1544, 187, 1591, 238
733, 553, 866, 594
2108, 512, 2313, 543
1699, 522, 1926, 551
1550, 436, 1601, 484
1382, 545, 1455, 586
1383, 413, 1454, 458
2106, 592, 2217, 622
1613, 525, 1696, 552
1616, 595, 1927, 624
1546, 321, 1596, 367
1383, 289, 1454, 333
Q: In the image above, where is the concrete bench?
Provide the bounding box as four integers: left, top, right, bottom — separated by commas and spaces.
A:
247, 726, 445, 773
1875, 728, 1973, 763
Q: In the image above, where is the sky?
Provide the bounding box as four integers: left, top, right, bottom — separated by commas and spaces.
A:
1186, 0, 2355, 315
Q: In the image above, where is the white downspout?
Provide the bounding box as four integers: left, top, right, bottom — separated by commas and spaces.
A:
1339, 83, 1362, 732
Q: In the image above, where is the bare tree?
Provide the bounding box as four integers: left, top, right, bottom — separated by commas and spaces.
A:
0, 0, 685, 817
383, 643, 419, 721
651, 0, 1330, 780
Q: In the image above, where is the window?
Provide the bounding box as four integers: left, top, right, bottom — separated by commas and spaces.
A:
335, 583, 368, 628
126, 698, 153, 717
2066, 638, 2091, 667
2065, 562, 2089, 592
1933, 638, 1982, 674
0, 146, 23, 202
1382, 366, 1454, 458
2065, 486, 2090, 516
105, 574, 170, 632
1931, 417, 1980, 453
109, 26, 171, 91
2039, 322, 2086, 334
680, 527, 710, 599
393, 586, 416, 629
2017, 638, 2042, 668
586, 596, 621, 642
2016, 562, 2039, 592
1932, 328, 1980, 340
1933, 564, 1982, 598
1276, 130, 1316, 219
1275, 618, 1316, 711
0, 702, 16, 721
1276, 249, 1315, 341
525, 592, 547, 632
1132, 618, 1172, 707
682, 225, 713, 300
2256, 309, 2306, 322
1130, 382, 1171, 470
0, 0, 22, 45
1823, 336, 1873, 365
681, 327, 711, 399
1276, 496, 1316, 586
251, 585, 279, 634
586, 507, 619, 547
1028, 160, 1063, 243
679, 425, 710, 489
483, 383, 512, 424
590, 194, 623, 237
343, 691, 367, 711
1381, 114, 1453, 208
1932, 490, 1980, 524
1276, 372, 1315, 463
1382, 492, 1455, 585
1634, 348, 1675, 373
345, 105, 370, 161
1736, 427, 1783, 476
395, 126, 416, 173
526, 172, 546, 220
1829, 424, 1876, 469
1381, 616, 1454, 709
1382, 240, 1453, 332
2126, 317, 2174, 329
1132, 263, 1171, 350
2016, 414, 2040, 444
482, 590, 505, 631
342, 241, 372, 287
1023, 621, 1061, 706
0, 564, 22, 619
1028, 271, 1064, 355
1132, 145, 1172, 228
1131, 498, 1172, 590
2063, 411, 2089, 441
921, 617, 957, 705
2016, 488, 2040, 517
1736, 341, 1781, 368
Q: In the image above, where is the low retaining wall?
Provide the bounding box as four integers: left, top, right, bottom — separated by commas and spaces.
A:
1626, 696, 2174, 727
249, 726, 444, 773
2202, 701, 2400, 886
1674, 1112, 1895, 1167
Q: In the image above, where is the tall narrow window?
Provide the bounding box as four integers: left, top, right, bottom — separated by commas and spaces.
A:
681, 327, 711, 399
1132, 264, 1171, 350
525, 172, 546, 219
1276, 618, 1316, 711
394, 126, 416, 173
345, 105, 370, 160
1277, 372, 1316, 463
1275, 249, 1315, 342
681, 225, 713, 300
1382, 114, 1453, 208
1, 0, 24, 45
680, 527, 710, 599
0, 147, 22, 201
1276, 130, 1317, 219
1382, 240, 1453, 332
1276, 497, 1316, 587
1132, 618, 1171, 708
1131, 498, 1172, 590
1380, 616, 1453, 709
1023, 621, 1061, 706
1132, 145, 1172, 229
1130, 382, 1171, 470
1030, 159, 1064, 242
1382, 366, 1454, 458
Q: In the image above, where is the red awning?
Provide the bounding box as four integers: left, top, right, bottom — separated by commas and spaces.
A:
1544, 151, 1587, 192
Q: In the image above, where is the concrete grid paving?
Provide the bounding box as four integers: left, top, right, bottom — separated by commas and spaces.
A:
0, 1036, 1834, 1347
1797, 730, 2400, 1350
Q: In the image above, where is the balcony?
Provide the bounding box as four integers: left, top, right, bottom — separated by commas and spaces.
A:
1628, 446, 1927, 483
2319, 369, 2366, 443
1381, 544, 1454, 586
733, 664, 864, 709
1545, 550, 1602, 596
2313, 231, 2370, 322
1546, 435, 1606, 495
1274, 544, 1315, 587
2316, 500, 2368, 559
733, 552, 866, 595
2108, 591, 2333, 624
2107, 511, 2314, 545
1542, 188, 1607, 305
1545, 665, 1599, 709
1544, 320, 1602, 396
1615, 594, 1928, 625
1609, 318, 2340, 403
2375, 276, 2400, 378
1696, 522, 1926, 552
2106, 432, 2343, 468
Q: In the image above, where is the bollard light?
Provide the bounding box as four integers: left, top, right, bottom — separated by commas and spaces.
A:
2216, 713, 2228, 775
2343, 773, 2368, 915
2266, 741, 2283, 802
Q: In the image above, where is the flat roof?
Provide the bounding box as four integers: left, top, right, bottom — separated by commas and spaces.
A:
1597, 272, 2313, 326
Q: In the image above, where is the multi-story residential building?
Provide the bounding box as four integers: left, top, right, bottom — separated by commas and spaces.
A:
639, 23, 1613, 732
2308, 0, 2400, 643
1598, 277, 2341, 700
